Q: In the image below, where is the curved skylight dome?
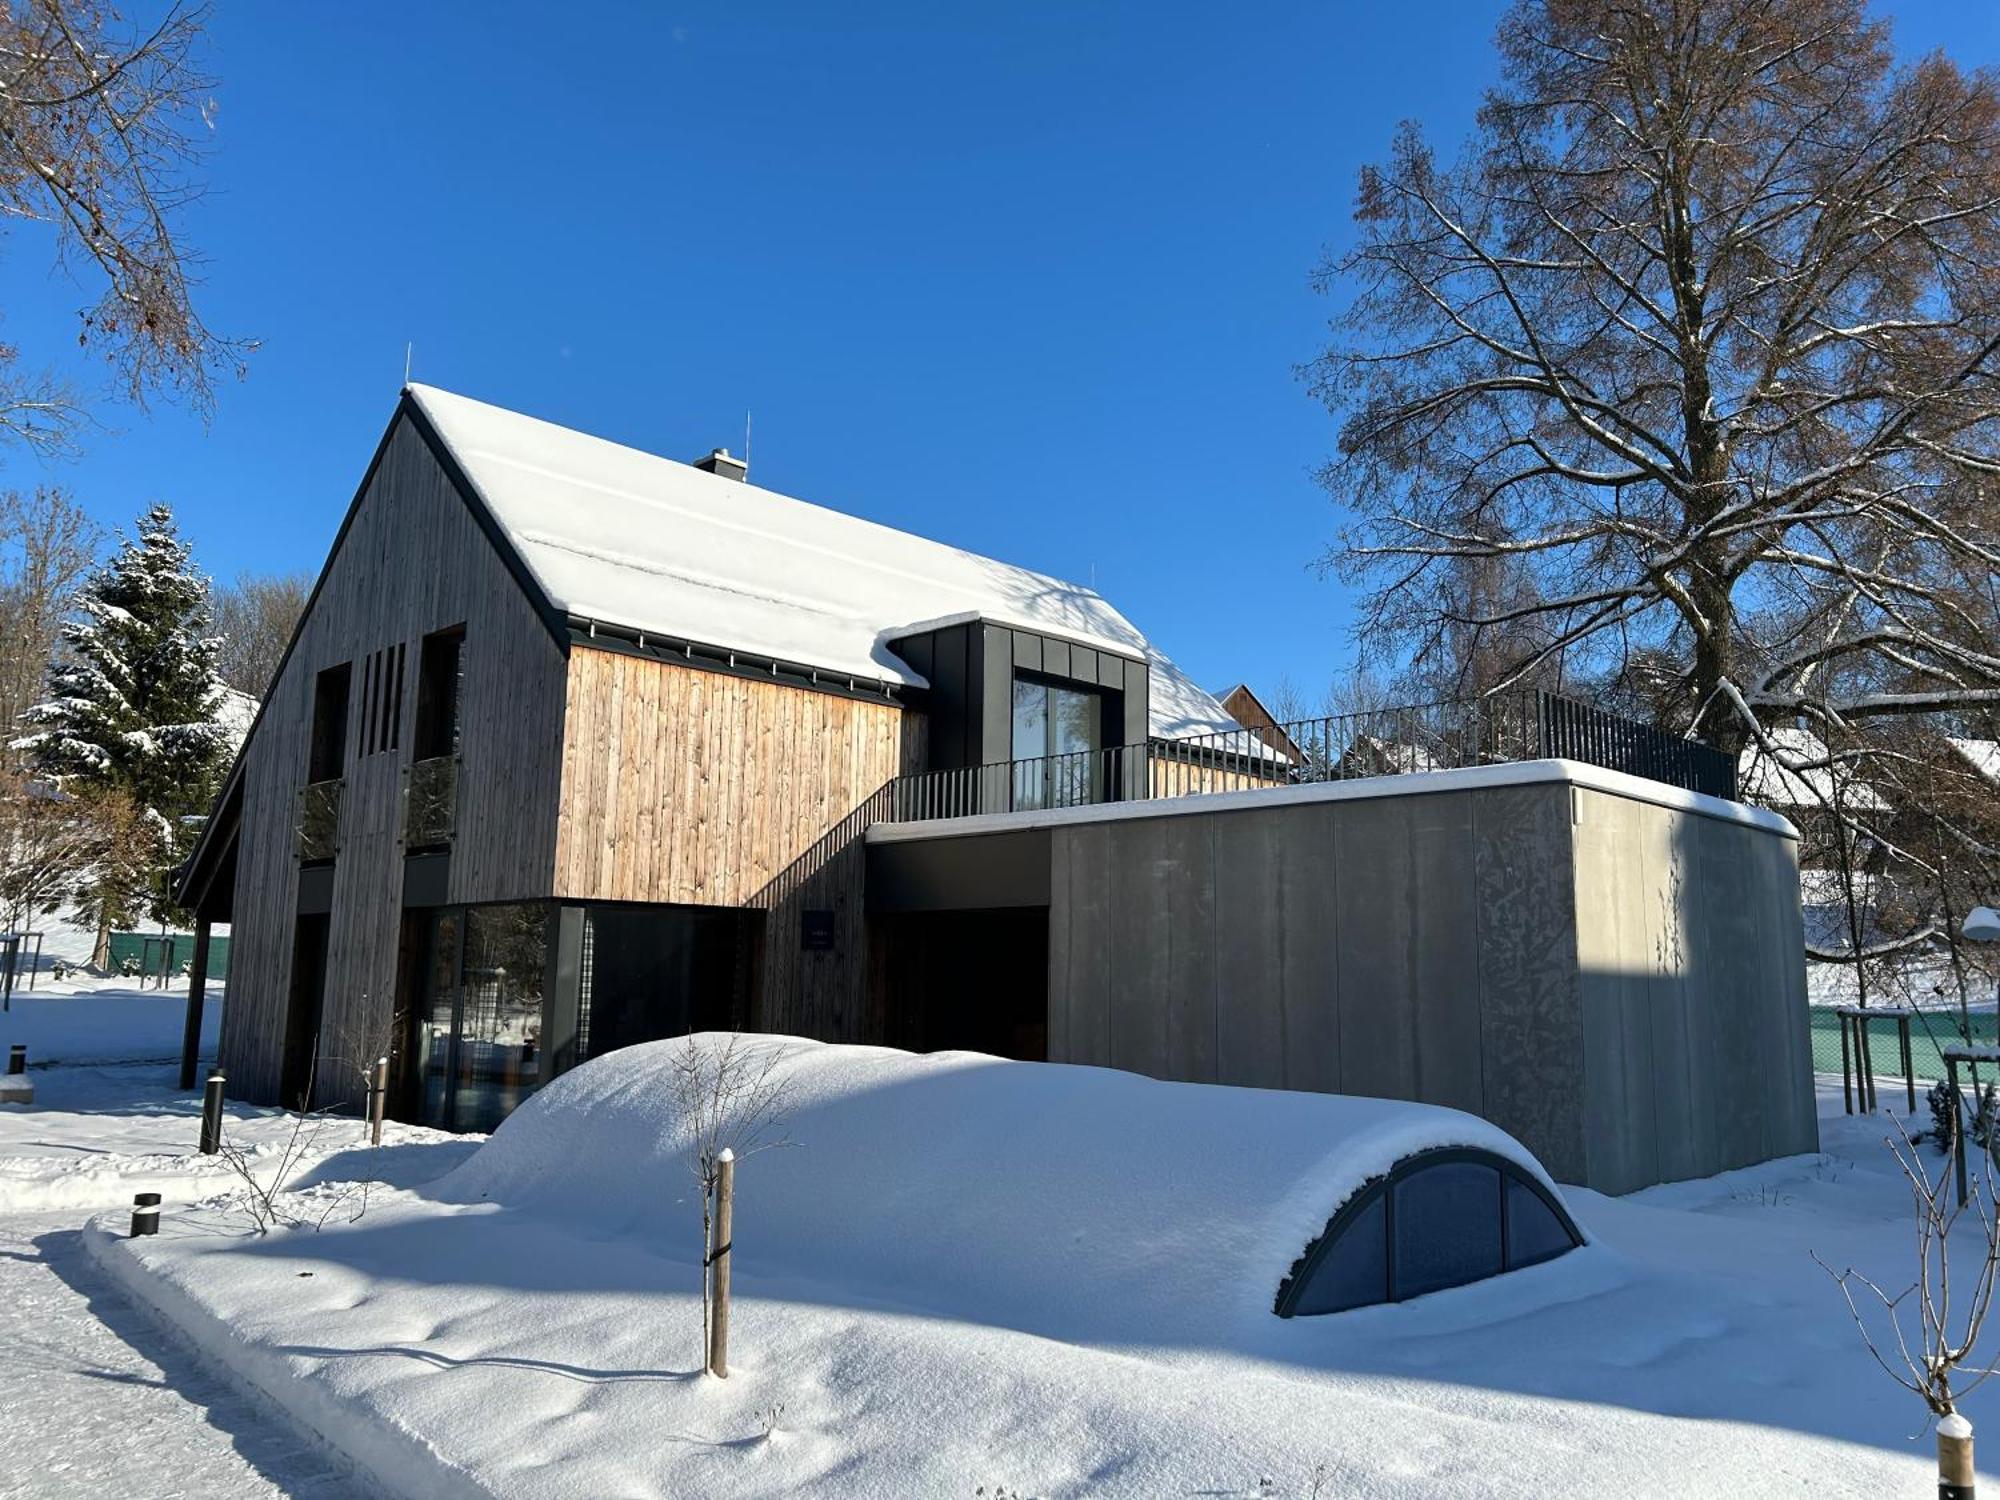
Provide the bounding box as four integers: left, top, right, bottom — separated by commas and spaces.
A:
1275, 1146, 1583, 1317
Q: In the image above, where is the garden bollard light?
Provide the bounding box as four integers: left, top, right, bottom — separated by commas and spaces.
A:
0, 1045, 30, 1105
130, 1192, 160, 1237
198, 1069, 226, 1155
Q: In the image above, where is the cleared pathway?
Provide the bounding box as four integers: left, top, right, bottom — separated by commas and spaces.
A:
0, 1208, 364, 1498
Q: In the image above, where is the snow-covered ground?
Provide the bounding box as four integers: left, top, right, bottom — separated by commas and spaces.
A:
40, 1036, 1997, 1499
1, 981, 222, 1070
0, 993, 476, 1498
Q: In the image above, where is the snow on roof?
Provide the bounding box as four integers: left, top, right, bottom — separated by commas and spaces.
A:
406, 385, 1239, 740
434, 1033, 1570, 1342
1737, 726, 1890, 811
1950, 737, 2000, 787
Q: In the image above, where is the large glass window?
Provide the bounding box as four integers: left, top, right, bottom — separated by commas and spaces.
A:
1011, 676, 1103, 809
574, 904, 746, 1063
415, 903, 549, 1133
1275, 1148, 1583, 1317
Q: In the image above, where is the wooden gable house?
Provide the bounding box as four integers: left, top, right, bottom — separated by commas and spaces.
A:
175, 385, 1244, 1128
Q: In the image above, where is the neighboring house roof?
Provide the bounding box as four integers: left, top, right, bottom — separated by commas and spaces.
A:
408, 384, 1238, 740
1736, 726, 1891, 812
1213, 683, 1303, 761
1950, 737, 2000, 787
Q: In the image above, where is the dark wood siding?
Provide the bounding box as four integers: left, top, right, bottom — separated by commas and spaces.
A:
221, 414, 569, 1102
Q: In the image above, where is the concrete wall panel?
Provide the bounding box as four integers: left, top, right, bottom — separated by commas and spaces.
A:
949, 766, 1812, 1194
1471, 784, 1585, 1185
1335, 798, 1419, 1102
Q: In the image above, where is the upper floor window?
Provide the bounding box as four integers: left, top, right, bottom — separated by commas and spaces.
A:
413, 626, 465, 762
308, 663, 350, 784
1011, 675, 1103, 809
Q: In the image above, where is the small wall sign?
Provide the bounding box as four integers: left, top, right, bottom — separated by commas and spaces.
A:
800, 909, 837, 952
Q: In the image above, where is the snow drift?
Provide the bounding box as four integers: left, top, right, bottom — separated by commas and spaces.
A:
434, 1033, 1575, 1342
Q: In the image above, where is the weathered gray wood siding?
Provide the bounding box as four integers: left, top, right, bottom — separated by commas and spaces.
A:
221, 414, 569, 1102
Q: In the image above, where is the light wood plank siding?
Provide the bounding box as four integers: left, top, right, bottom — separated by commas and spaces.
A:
552, 648, 922, 907
221, 414, 569, 1102
1147, 747, 1288, 799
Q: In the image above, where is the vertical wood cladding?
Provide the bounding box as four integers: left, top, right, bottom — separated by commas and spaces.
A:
222, 414, 569, 1103
552, 649, 926, 1045
552, 648, 923, 908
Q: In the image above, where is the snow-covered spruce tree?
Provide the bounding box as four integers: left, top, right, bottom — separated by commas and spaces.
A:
15, 503, 231, 961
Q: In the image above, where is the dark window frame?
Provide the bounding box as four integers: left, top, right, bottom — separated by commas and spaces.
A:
308, 662, 351, 785
1273, 1145, 1583, 1318
413, 625, 466, 763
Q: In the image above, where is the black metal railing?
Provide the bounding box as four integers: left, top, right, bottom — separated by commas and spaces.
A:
883, 690, 1736, 822
404, 754, 459, 849
296, 778, 343, 863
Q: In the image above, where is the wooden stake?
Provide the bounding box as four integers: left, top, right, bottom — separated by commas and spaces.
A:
708, 1149, 735, 1378
1940, 1411, 1975, 1499
368, 1057, 388, 1146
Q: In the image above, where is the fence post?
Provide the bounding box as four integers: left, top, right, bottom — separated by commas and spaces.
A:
368, 1056, 388, 1146
1940, 1412, 1974, 1499
708, 1148, 735, 1378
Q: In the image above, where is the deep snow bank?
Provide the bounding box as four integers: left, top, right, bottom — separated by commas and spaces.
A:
434, 1034, 1571, 1340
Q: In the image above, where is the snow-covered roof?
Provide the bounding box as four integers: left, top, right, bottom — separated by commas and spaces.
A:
438, 1034, 1573, 1343
1950, 737, 2000, 787
1737, 727, 1890, 812
406, 385, 1238, 739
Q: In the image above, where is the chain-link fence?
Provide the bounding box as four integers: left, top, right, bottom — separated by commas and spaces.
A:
1809, 1005, 2000, 1088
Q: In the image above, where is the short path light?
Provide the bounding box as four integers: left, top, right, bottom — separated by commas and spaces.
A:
130, 1192, 160, 1238
0, 1044, 31, 1105
198, 1069, 226, 1155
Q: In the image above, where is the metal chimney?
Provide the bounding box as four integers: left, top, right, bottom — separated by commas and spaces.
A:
693, 447, 747, 482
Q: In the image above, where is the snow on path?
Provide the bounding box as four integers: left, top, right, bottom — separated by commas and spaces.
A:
0, 1061, 474, 1499
0, 1209, 362, 1499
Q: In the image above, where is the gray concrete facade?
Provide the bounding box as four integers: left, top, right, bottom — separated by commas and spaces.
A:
867, 762, 1816, 1194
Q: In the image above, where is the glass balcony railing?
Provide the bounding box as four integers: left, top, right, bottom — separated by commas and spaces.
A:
405, 754, 459, 850
296, 778, 343, 863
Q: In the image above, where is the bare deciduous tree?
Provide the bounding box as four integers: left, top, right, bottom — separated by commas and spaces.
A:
0, 768, 127, 936
0, 0, 249, 454
1309, 0, 2000, 755
0, 489, 100, 752
1817, 1128, 2000, 1482
667, 1033, 793, 1364
210, 569, 307, 699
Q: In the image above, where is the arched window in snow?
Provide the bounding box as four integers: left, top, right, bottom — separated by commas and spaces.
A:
1275, 1147, 1582, 1317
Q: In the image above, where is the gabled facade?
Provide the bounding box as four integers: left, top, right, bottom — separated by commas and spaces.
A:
177, 386, 1244, 1127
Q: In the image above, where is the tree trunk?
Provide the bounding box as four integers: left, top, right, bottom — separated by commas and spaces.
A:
90, 898, 112, 971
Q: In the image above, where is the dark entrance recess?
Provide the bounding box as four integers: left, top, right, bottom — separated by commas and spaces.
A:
280, 913, 331, 1109
874, 908, 1049, 1060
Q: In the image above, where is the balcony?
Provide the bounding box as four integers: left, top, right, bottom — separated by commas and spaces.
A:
296, 778, 343, 863
884, 690, 1738, 823
404, 753, 459, 850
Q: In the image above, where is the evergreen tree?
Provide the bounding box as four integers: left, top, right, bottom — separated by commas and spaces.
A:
16, 503, 231, 948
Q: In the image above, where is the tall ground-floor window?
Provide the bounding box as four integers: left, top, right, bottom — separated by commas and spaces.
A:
398, 900, 759, 1133
412, 903, 551, 1133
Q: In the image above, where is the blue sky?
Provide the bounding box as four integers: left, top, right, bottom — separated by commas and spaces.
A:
7, 2, 1998, 706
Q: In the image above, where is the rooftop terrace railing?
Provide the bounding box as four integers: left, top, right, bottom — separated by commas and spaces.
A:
884, 689, 1736, 823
